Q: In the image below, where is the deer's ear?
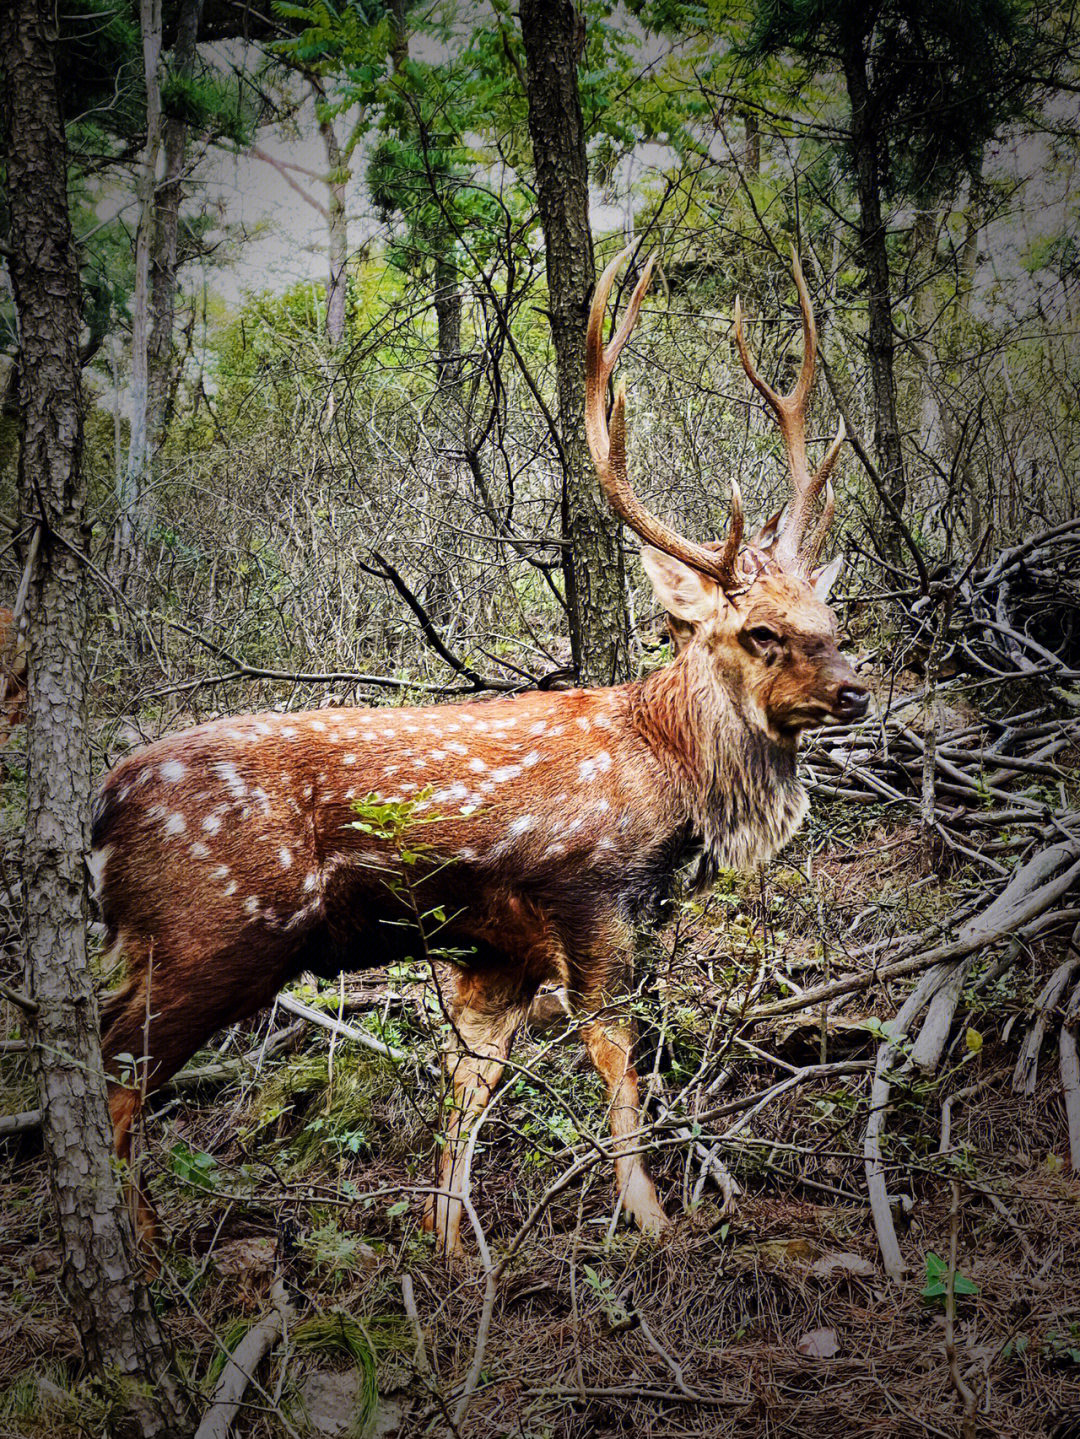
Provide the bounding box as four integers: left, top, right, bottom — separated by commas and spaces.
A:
641, 545, 718, 623
753, 505, 786, 552
810, 554, 844, 602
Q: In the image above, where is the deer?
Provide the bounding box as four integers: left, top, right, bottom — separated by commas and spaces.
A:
0, 606, 27, 746
91, 245, 868, 1257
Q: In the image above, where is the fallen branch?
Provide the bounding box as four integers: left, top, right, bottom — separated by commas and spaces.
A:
194, 1277, 294, 1439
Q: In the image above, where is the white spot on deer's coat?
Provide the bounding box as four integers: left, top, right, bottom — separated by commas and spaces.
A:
576, 717, 590, 731
491, 765, 521, 783
202, 811, 223, 835
212, 865, 230, 880
343, 754, 357, 765
226, 728, 245, 742
161, 760, 186, 783
551, 725, 565, 737
189, 841, 209, 859
311, 720, 327, 733
529, 721, 547, 736
457, 846, 477, 860
597, 836, 616, 850
593, 713, 612, 728
279, 847, 293, 868
244, 896, 260, 916
223, 881, 238, 896
509, 814, 535, 837
214, 762, 247, 798
468, 757, 487, 773
430, 750, 447, 761
165, 813, 187, 836
88, 846, 113, 897
522, 750, 540, 768
544, 842, 566, 857
446, 741, 468, 755
578, 752, 612, 783
304, 872, 318, 893
383, 764, 398, 775
281, 726, 298, 739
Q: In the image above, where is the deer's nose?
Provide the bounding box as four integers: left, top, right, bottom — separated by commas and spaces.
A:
834, 684, 869, 720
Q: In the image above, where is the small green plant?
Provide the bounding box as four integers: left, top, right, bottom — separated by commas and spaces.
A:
921, 1251, 979, 1304
169, 1142, 219, 1192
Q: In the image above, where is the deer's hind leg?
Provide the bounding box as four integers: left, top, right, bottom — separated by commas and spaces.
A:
423, 965, 538, 1257
99, 926, 302, 1247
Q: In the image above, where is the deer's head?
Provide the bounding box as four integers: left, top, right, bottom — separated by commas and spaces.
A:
586, 245, 869, 741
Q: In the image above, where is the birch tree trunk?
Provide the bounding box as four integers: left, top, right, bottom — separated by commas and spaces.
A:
1, 2, 191, 1432
147, 0, 205, 450
120, 0, 164, 585
319, 110, 348, 350
519, 0, 630, 686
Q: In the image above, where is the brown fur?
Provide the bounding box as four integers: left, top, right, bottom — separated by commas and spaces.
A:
0, 607, 26, 745
93, 564, 866, 1255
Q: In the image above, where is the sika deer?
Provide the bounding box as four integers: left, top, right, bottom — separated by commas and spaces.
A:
92, 245, 867, 1255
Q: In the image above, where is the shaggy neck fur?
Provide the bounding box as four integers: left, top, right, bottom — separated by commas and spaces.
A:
631, 641, 808, 881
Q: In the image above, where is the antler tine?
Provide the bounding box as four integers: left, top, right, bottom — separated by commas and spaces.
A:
587, 244, 743, 590
733, 250, 840, 570
788, 246, 818, 409
801, 478, 836, 572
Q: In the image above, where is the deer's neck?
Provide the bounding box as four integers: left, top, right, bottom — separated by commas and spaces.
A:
632, 650, 807, 880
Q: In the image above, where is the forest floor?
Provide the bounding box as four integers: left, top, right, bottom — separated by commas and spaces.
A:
2, 686, 1080, 1439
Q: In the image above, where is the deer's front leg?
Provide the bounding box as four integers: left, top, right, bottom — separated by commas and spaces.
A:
571, 929, 669, 1238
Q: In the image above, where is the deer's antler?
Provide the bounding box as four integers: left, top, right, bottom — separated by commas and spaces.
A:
733, 249, 844, 570
586, 243, 744, 590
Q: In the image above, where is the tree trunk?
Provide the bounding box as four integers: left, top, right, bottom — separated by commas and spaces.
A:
841, 34, 906, 555
147, 0, 205, 450
519, 0, 630, 686
433, 248, 461, 387
121, 0, 164, 584
1, 4, 191, 1434
319, 111, 348, 349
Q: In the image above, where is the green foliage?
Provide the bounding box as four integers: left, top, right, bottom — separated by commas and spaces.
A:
169, 1142, 221, 1192
921, 1250, 979, 1303
747, 0, 1040, 203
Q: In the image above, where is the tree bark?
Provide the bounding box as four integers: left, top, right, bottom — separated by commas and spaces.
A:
120, 0, 164, 583
147, 0, 205, 448
841, 32, 907, 555
433, 248, 461, 386
1, 4, 191, 1433
318, 110, 348, 349
519, 0, 630, 686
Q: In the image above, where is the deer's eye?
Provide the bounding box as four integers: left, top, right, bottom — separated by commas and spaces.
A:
748, 625, 781, 647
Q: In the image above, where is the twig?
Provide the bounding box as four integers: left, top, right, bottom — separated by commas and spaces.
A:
1059, 981, 1080, 1172
944, 1179, 978, 1439
0, 980, 37, 1015
275, 992, 410, 1064
1013, 945, 1080, 1095
194, 1277, 295, 1439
